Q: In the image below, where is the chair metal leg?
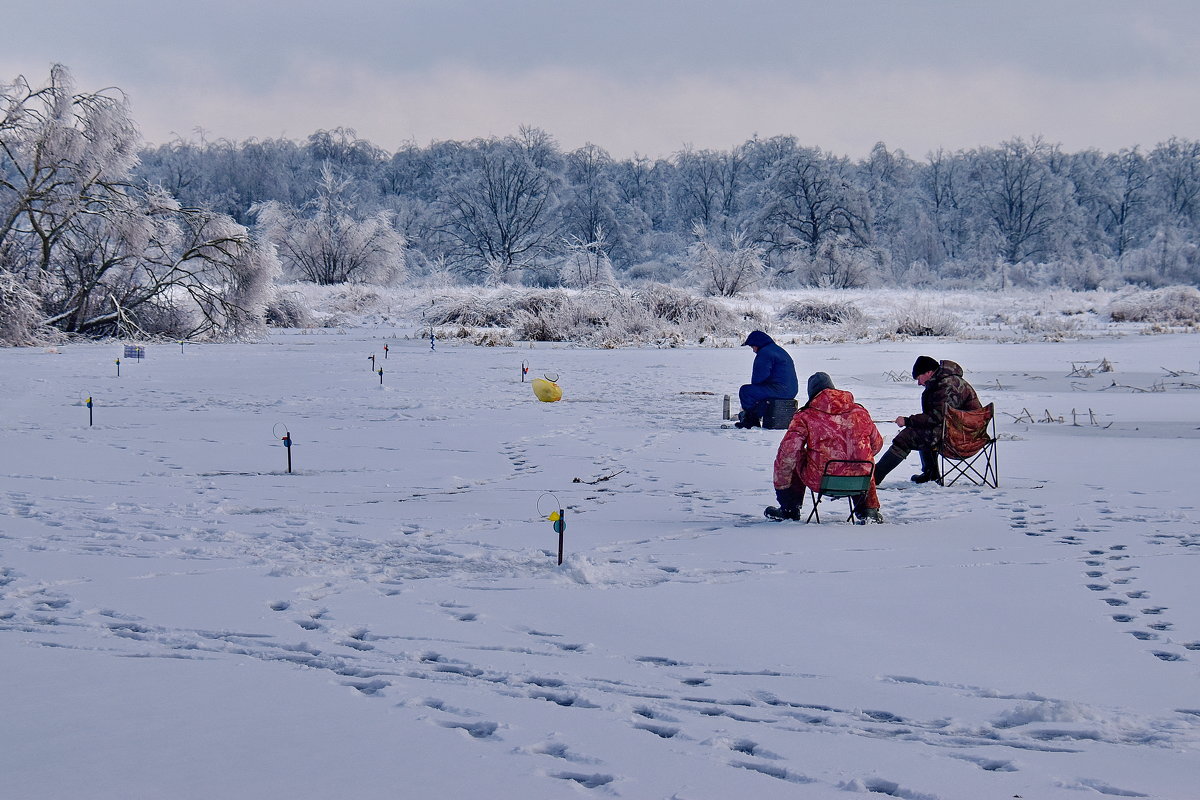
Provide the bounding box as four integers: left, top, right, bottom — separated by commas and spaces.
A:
806, 489, 821, 523
939, 442, 999, 488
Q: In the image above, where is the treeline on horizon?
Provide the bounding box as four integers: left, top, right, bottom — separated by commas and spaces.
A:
4, 66, 1200, 347
136, 125, 1200, 291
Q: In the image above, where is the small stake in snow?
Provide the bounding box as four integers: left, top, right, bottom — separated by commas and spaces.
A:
521, 361, 529, 382
383, 344, 389, 359
369, 354, 376, 370
273, 423, 294, 473
281, 430, 293, 473
87, 396, 93, 427
430, 328, 436, 351
537, 492, 567, 565
115, 358, 121, 377
550, 509, 566, 565
378, 367, 384, 385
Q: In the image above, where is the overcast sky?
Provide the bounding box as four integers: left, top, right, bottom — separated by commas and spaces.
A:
5, 0, 1199, 159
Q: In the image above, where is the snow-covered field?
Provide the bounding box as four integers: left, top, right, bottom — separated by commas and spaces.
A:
2, 323, 1199, 799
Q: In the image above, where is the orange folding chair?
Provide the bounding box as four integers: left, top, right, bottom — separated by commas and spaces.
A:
938, 403, 998, 487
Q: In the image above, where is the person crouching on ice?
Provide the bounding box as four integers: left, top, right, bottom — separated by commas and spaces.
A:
736, 330, 798, 429
764, 372, 885, 524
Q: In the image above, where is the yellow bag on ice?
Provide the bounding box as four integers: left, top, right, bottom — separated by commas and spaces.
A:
532, 377, 562, 402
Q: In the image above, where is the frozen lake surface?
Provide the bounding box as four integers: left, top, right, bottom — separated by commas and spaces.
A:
2, 329, 1199, 799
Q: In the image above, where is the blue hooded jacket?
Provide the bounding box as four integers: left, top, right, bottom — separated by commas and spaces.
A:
742, 331, 798, 399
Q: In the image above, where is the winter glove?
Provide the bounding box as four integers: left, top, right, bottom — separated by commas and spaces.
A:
774, 486, 802, 513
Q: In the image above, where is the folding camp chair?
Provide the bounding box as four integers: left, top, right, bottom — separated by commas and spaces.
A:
938, 402, 999, 487
806, 459, 874, 523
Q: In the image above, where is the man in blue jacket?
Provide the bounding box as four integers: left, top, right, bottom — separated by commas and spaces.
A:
736, 331, 798, 429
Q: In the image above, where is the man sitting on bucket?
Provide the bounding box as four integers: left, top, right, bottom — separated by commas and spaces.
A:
736, 330, 798, 429
873, 355, 982, 486
765, 372, 885, 523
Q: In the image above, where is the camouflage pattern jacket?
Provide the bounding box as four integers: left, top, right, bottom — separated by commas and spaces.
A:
773, 388, 884, 505
905, 360, 982, 435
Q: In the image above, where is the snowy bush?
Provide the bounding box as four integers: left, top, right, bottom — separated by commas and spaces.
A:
889, 305, 962, 337
622, 258, 682, 284
425, 288, 570, 328
324, 286, 385, 314
423, 285, 738, 344
1016, 313, 1082, 337
265, 290, 316, 328
778, 298, 865, 325
1107, 286, 1200, 324
632, 283, 737, 328
427, 290, 510, 327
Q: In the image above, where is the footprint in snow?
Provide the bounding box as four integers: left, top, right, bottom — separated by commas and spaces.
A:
549, 772, 614, 789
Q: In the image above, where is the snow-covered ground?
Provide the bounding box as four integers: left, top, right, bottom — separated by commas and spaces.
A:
2, 323, 1199, 799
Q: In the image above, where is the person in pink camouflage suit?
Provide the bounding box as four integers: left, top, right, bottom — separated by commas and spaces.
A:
765, 372, 885, 523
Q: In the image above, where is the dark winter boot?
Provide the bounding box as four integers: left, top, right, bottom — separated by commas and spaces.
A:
873, 447, 906, 486
734, 411, 760, 429
854, 508, 884, 524
764, 505, 801, 521
910, 448, 941, 484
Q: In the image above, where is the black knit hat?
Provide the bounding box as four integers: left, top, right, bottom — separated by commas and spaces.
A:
807, 371, 835, 401
912, 356, 939, 379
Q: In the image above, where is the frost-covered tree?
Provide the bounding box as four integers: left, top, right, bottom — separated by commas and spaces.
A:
670, 146, 745, 232
753, 147, 871, 260
1149, 137, 1200, 232
1, 65, 279, 341
254, 165, 406, 285
0, 266, 43, 345
858, 143, 927, 274
971, 138, 1073, 265
917, 148, 973, 264
1120, 227, 1200, 286
559, 230, 616, 289
1067, 147, 1152, 259
559, 144, 633, 266
435, 134, 561, 281
1, 64, 139, 276
117, 114, 1200, 292
688, 225, 764, 296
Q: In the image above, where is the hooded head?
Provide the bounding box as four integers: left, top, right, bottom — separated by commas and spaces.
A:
806, 371, 835, 402
741, 330, 773, 349
912, 355, 939, 380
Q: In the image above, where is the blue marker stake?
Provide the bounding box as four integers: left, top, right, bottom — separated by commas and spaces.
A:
281, 431, 293, 473
550, 509, 566, 565
115, 358, 120, 377
378, 367, 384, 385
87, 396, 93, 427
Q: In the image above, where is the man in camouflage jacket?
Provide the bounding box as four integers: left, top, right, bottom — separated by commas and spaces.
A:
874, 356, 982, 485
